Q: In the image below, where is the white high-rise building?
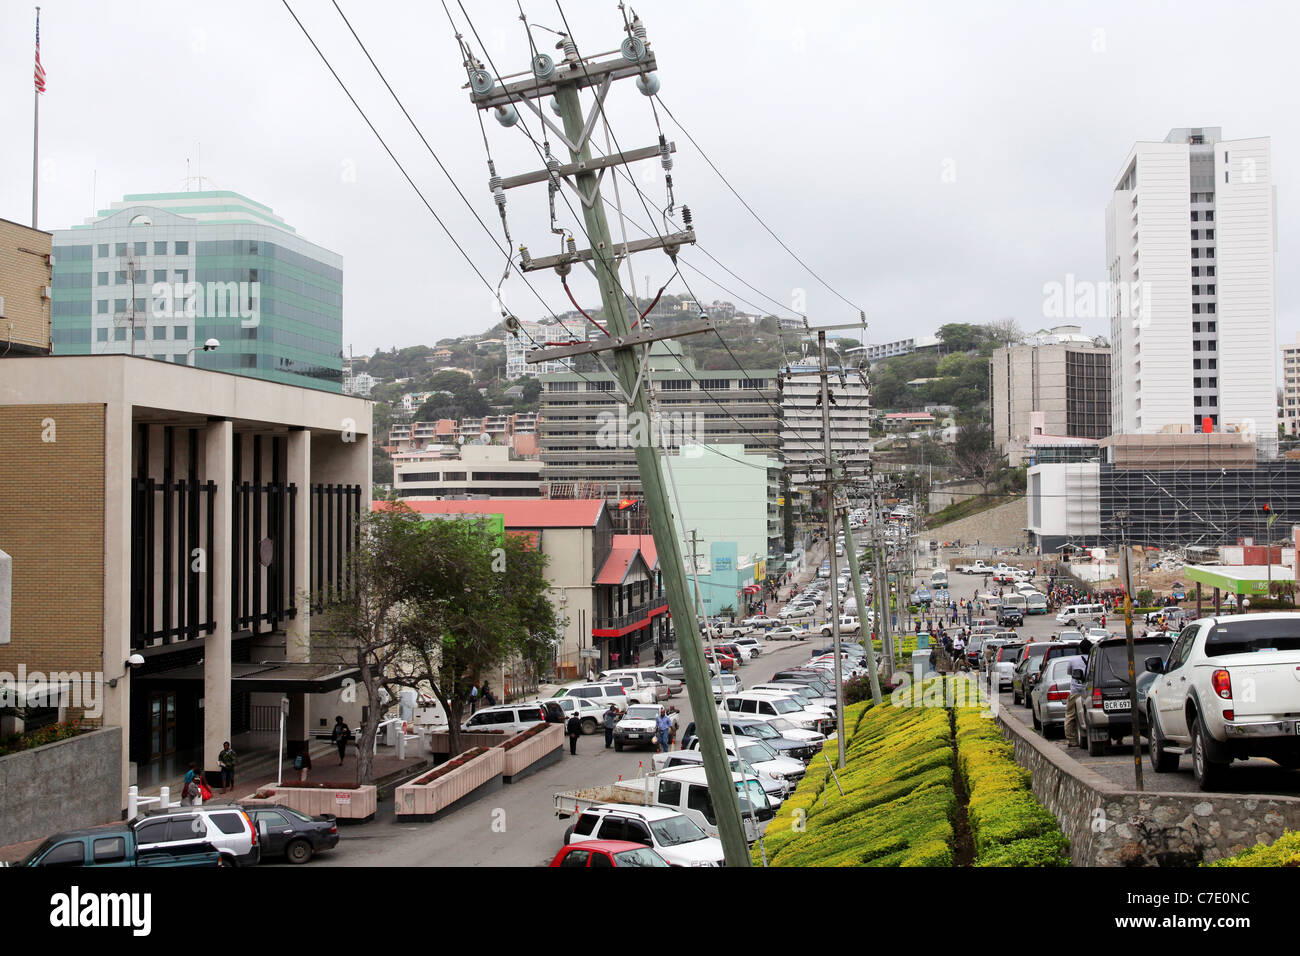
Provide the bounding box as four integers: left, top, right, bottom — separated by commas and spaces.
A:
1106, 128, 1277, 455
780, 365, 872, 486
505, 320, 577, 379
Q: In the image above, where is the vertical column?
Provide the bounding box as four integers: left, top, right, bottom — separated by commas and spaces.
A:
103, 402, 135, 814
285, 427, 311, 750
203, 418, 233, 775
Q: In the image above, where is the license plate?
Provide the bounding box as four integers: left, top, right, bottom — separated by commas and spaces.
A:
626, 733, 643, 739
1102, 699, 1131, 712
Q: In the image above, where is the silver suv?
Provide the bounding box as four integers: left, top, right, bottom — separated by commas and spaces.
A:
132, 805, 261, 866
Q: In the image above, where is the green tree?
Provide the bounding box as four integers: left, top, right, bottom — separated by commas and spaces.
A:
953, 423, 1003, 494
936, 323, 983, 354
391, 519, 557, 757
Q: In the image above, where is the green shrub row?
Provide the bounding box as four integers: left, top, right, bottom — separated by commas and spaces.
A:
1207, 830, 1300, 867
758, 680, 956, 867
954, 706, 1069, 867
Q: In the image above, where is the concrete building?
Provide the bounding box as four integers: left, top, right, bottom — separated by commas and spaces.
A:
50, 190, 343, 391
385, 499, 668, 672
858, 334, 942, 362
538, 340, 781, 498
990, 329, 1112, 465
343, 369, 377, 397
393, 443, 543, 498
657, 444, 782, 614
0, 218, 53, 356
1283, 333, 1300, 436
1106, 128, 1277, 455
505, 320, 578, 379
0, 352, 371, 820
780, 365, 872, 486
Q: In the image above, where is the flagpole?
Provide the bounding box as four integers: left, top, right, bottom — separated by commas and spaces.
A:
32, 6, 41, 229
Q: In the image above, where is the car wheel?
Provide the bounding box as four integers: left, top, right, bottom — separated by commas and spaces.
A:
581, 717, 598, 735
1031, 706, 1041, 731
286, 838, 313, 865
1147, 705, 1178, 773
615, 740, 624, 752
1012, 687, 1022, 706
562, 824, 574, 846
1191, 717, 1225, 791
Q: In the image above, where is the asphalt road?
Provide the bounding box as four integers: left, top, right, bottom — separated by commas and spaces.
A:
303, 629, 833, 867
913, 546, 1300, 797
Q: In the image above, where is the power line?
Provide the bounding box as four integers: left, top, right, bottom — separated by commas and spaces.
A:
654, 93, 867, 317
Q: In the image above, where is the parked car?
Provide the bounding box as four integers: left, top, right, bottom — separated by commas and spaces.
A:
1030, 657, 1076, 738
1011, 642, 1057, 705
768, 624, 810, 641
991, 643, 1026, 691
686, 735, 806, 791
741, 616, 780, 629
1069, 634, 1175, 757
13, 826, 223, 868
600, 671, 669, 704
720, 692, 829, 734
710, 673, 743, 702
1055, 603, 1106, 626
1144, 613, 1300, 788
549, 839, 670, 867
561, 804, 724, 866
246, 805, 339, 864
819, 616, 862, 636
660, 657, 718, 679
461, 702, 550, 734
551, 682, 630, 714
780, 604, 816, 621
539, 695, 612, 734
614, 703, 678, 751
716, 714, 819, 761
132, 806, 260, 866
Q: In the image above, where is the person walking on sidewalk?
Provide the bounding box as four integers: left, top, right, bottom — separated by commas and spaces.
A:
331, 716, 352, 765
603, 704, 618, 749
566, 714, 582, 755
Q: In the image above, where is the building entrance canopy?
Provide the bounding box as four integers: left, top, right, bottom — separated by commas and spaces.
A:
134, 661, 359, 694
1183, 564, 1292, 597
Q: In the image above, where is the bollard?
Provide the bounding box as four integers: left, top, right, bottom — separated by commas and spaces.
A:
127, 785, 139, 819
160, 785, 172, 808
396, 730, 407, 760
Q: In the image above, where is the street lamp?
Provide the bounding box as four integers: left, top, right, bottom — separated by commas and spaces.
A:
186, 338, 220, 364
276, 696, 290, 786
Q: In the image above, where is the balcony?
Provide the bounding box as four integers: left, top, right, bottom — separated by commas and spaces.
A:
593, 595, 669, 635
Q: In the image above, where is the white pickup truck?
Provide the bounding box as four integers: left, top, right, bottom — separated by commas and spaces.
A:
957, 560, 992, 575
1144, 612, 1300, 790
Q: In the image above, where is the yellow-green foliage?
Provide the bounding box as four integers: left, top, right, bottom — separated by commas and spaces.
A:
1208, 830, 1300, 867
954, 707, 1069, 866
759, 681, 956, 867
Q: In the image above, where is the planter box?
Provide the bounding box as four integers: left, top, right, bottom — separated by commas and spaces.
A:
241, 784, 377, 823
396, 748, 503, 821
500, 723, 564, 783
424, 730, 515, 755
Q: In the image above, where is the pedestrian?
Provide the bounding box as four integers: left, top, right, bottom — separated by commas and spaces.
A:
182, 763, 202, 806
469, 683, 479, 713
566, 713, 582, 755
218, 741, 236, 794
294, 747, 312, 782
1063, 646, 1090, 748
331, 715, 352, 765
655, 707, 672, 753
481, 681, 495, 706
632, 651, 640, 666
603, 704, 618, 749
586, 666, 595, 683
654, 646, 664, 666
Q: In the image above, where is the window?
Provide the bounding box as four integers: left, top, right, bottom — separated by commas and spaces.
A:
1225, 171, 1229, 183
115, 242, 127, 256
687, 785, 716, 825
1208, 359, 1217, 369
1192, 286, 1200, 297
573, 813, 598, 837
153, 270, 167, 283
96, 328, 108, 342
1191, 212, 1199, 222
1194, 378, 1202, 389
558, 848, 590, 867
97, 243, 109, 257
172, 354, 186, 364
114, 328, 127, 342
95, 271, 108, 287
1207, 248, 1215, 258
1193, 359, 1202, 370
173, 326, 187, 339
1192, 266, 1200, 277
1209, 377, 1217, 388
1206, 211, 1214, 221
1207, 266, 1215, 276
658, 779, 682, 806
1208, 322, 1216, 332
134, 298, 146, 313
1191, 229, 1199, 240
154, 241, 168, 255
1205, 229, 1214, 240
93, 837, 127, 863
117, 270, 128, 283
97, 301, 109, 315
40, 841, 86, 867
1207, 304, 1215, 314
1192, 249, 1200, 259
175, 269, 188, 283
210, 812, 247, 835
1193, 304, 1201, 314
1193, 322, 1201, 332
135, 820, 170, 844
134, 242, 147, 256
152, 326, 166, 340
660, 379, 691, 391
175, 241, 189, 255
114, 298, 127, 313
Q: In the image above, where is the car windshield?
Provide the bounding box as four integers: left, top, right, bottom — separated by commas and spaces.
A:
626, 707, 659, 720
1098, 641, 1172, 684
768, 717, 796, 733
738, 744, 774, 764
1205, 620, 1300, 657
649, 814, 708, 846
770, 698, 801, 714
737, 779, 770, 811
613, 847, 671, 867
17, 838, 57, 867
736, 721, 776, 740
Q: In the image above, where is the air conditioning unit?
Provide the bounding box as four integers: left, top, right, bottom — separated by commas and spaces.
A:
41, 286, 52, 300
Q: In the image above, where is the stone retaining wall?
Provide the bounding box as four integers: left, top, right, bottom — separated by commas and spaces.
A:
927, 498, 1027, 547
994, 707, 1300, 865
0, 727, 121, 844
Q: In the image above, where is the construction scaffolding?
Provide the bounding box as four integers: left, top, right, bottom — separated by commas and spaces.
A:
1097, 434, 1298, 549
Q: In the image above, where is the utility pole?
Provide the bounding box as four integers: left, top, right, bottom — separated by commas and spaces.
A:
465, 18, 750, 864
1117, 511, 1143, 792
840, 508, 882, 705
816, 328, 846, 767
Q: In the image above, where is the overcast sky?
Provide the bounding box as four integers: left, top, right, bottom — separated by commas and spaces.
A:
3, 0, 1298, 360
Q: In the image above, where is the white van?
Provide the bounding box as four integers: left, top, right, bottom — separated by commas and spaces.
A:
1001, 593, 1028, 613
650, 766, 774, 843
1025, 592, 1048, 614
930, 569, 948, 590
461, 702, 550, 734
1054, 603, 1105, 626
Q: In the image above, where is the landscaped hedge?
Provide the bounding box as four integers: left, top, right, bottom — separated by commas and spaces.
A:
954, 706, 1069, 867
758, 684, 956, 867
1207, 830, 1300, 867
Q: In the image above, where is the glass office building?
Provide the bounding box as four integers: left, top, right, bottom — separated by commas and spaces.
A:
50, 191, 343, 392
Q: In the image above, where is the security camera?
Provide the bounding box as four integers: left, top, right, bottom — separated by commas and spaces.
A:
127, 653, 145, 668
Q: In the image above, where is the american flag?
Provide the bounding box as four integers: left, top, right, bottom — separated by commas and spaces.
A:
34, 10, 46, 94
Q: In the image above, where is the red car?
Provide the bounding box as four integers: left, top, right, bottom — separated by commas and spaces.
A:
704, 649, 738, 672
548, 840, 669, 868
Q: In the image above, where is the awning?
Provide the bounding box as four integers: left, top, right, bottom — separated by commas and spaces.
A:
134, 662, 360, 694
1183, 564, 1292, 597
